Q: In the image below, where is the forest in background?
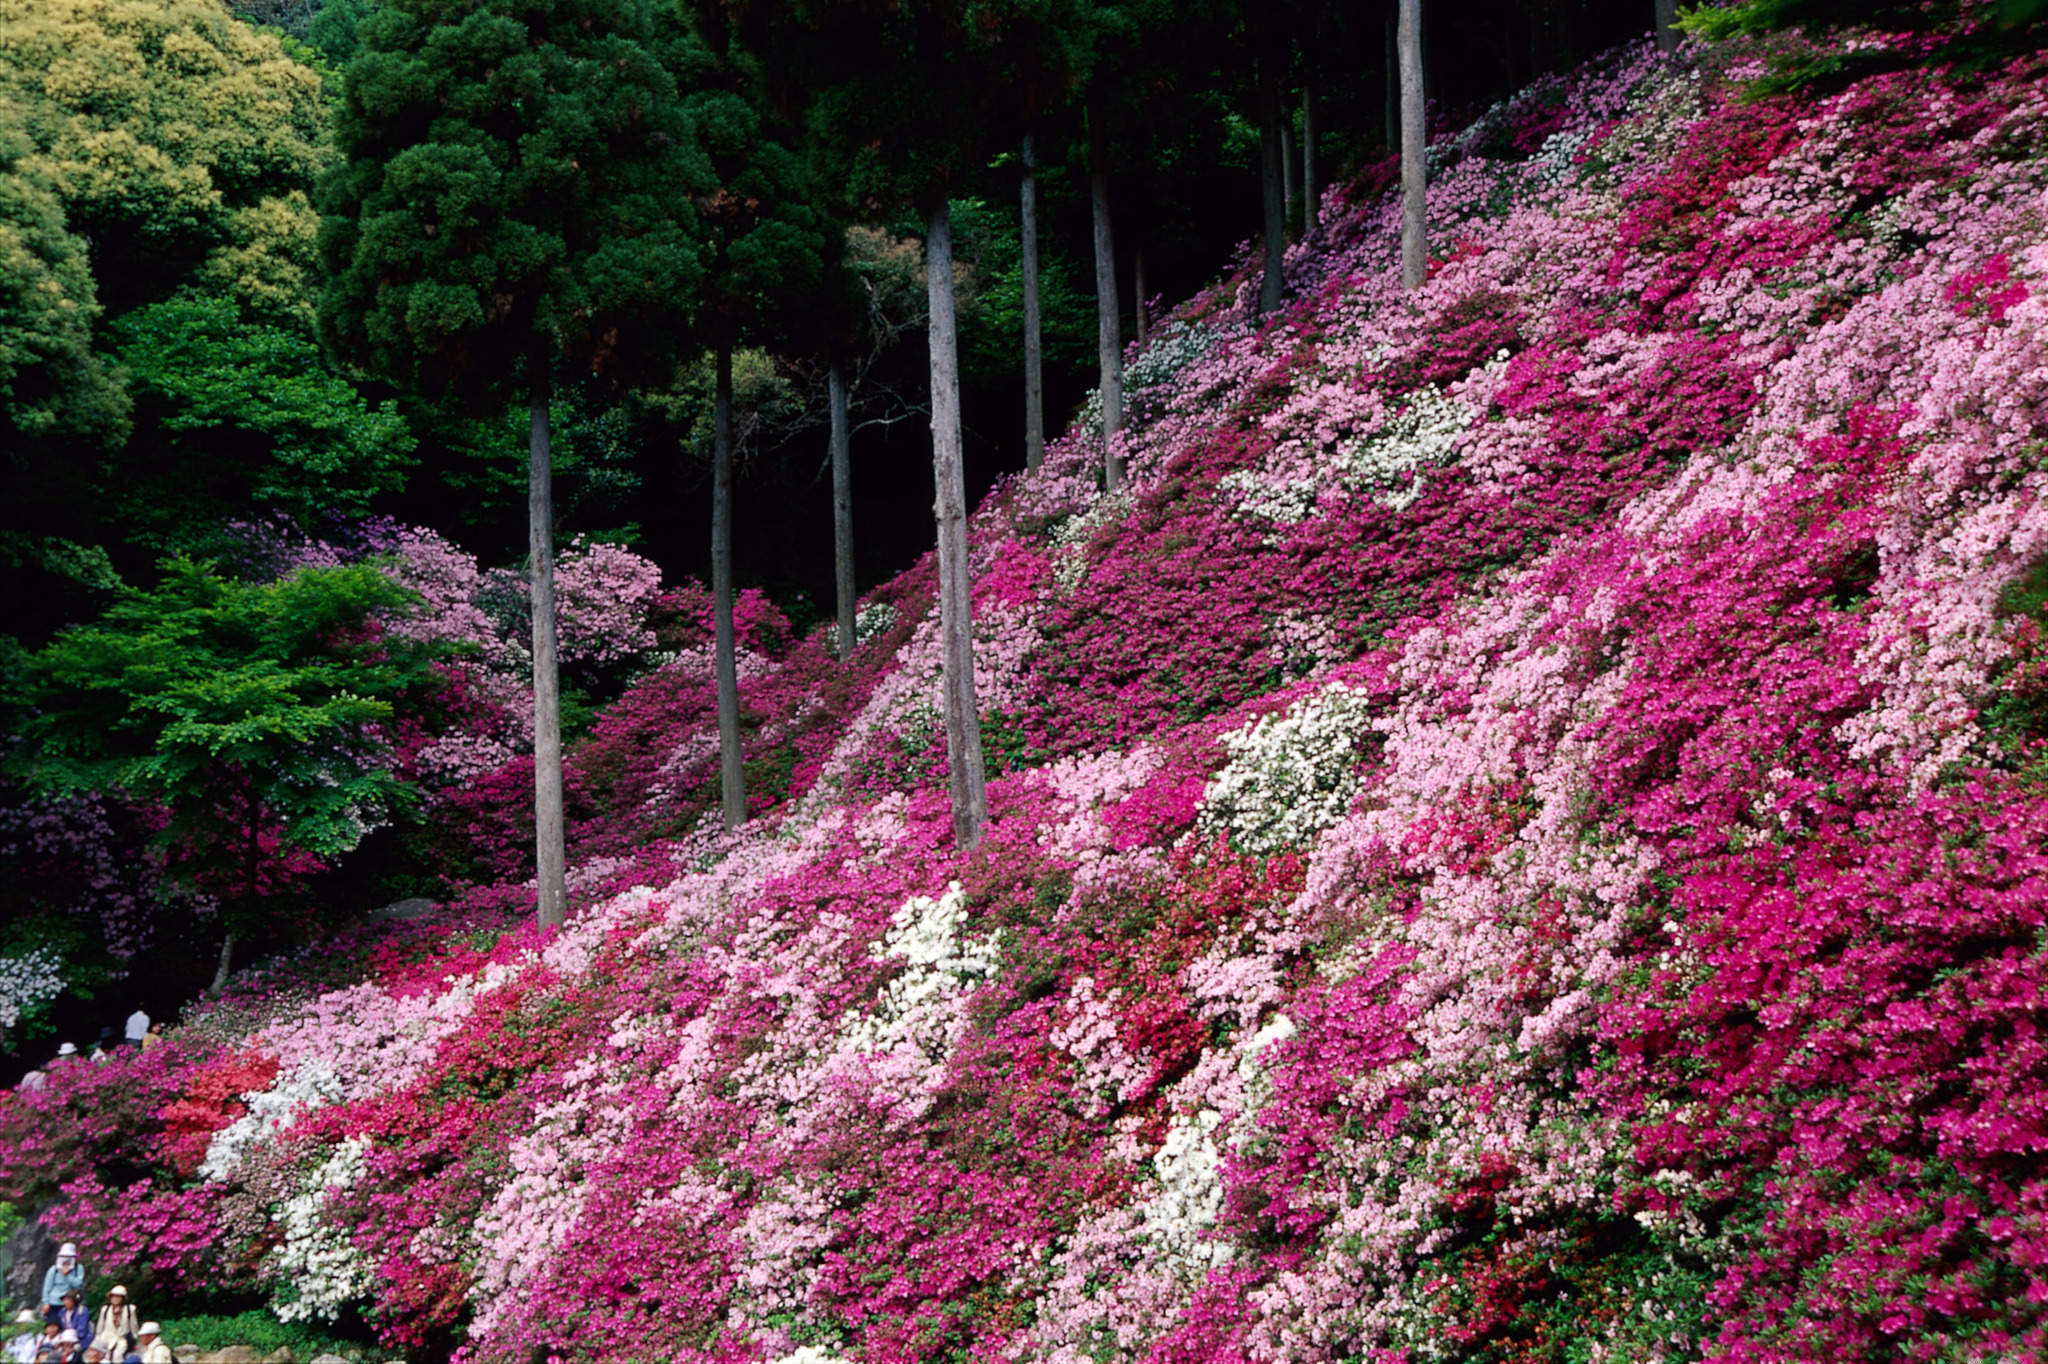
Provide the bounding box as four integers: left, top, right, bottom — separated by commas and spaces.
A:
0, 0, 1689, 1040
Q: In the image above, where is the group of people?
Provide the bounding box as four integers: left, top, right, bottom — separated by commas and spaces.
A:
16, 1008, 166, 1094
6, 1246, 171, 1364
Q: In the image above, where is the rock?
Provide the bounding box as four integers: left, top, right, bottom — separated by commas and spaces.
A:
371, 896, 435, 921
263, 1350, 295, 1364
311, 1355, 350, 1364
207, 1347, 263, 1364
172, 1349, 199, 1364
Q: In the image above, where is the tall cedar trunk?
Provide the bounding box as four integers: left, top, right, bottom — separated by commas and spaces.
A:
1399, 0, 1427, 290
529, 363, 567, 928
926, 203, 988, 849
1303, 86, 1320, 233
1257, 24, 1286, 315
1088, 109, 1124, 487
1134, 239, 1148, 347
712, 342, 746, 829
1384, 13, 1399, 150
1654, 0, 1679, 53
1281, 118, 1297, 232
830, 363, 855, 658
209, 928, 237, 996
1021, 132, 1045, 471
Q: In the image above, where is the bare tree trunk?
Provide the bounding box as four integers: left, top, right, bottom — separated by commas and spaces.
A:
1134, 238, 1148, 348
1281, 116, 1297, 233
1653, 0, 1678, 53
1021, 132, 1045, 472
925, 202, 988, 850
1303, 85, 1320, 234
1556, 0, 1576, 69
712, 342, 746, 830
1088, 108, 1125, 488
208, 927, 236, 996
1399, 0, 1427, 290
830, 362, 854, 659
1257, 24, 1286, 315
529, 363, 567, 929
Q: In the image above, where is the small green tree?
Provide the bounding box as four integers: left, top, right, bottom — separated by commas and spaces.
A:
8, 559, 441, 992
319, 0, 710, 926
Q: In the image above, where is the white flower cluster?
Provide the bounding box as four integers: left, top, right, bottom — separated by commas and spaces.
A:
199, 1065, 345, 1182
1048, 490, 1133, 593
1138, 1109, 1229, 1272
270, 1137, 372, 1322
1199, 681, 1378, 854
854, 601, 899, 643
1071, 319, 1219, 439
770, 1349, 848, 1364
1124, 318, 1222, 396
0, 949, 65, 1033
1342, 385, 1479, 513
1222, 385, 1480, 525
838, 884, 1000, 1076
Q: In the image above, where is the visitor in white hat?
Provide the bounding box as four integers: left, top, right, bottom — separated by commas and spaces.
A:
39, 1245, 83, 1317
132, 1323, 169, 1364
6, 1309, 41, 1364
88, 1287, 135, 1360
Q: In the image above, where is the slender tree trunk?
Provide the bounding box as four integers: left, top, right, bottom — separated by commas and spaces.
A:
1303, 86, 1320, 234
1088, 107, 1125, 488
830, 362, 855, 659
1021, 132, 1045, 472
712, 342, 746, 830
529, 362, 567, 929
209, 928, 236, 996
1281, 117, 1297, 233
1399, 0, 1427, 290
1133, 239, 1148, 348
1654, 0, 1679, 53
925, 202, 988, 850
1384, 13, 1399, 151
1556, 0, 1576, 70
1257, 24, 1286, 315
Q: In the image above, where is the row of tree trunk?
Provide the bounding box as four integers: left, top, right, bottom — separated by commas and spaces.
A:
522, 0, 1689, 924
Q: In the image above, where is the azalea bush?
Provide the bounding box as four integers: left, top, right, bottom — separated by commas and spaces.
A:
6, 19, 2048, 1364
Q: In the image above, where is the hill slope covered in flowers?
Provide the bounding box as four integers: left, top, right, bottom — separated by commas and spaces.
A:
11, 29, 2048, 1364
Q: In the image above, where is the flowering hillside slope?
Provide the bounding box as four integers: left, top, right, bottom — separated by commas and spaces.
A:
11, 30, 2048, 1364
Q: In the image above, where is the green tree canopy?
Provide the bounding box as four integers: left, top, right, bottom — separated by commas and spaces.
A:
318, 0, 712, 405
8, 558, 443, 982
0, 0, 333, 320
107, 296, 414, 553
0, 105, 128, 461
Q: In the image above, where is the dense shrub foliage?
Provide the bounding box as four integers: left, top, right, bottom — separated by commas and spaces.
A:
9, 29, 2048, 1364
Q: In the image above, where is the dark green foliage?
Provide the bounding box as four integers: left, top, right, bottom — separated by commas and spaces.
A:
318, 0, 711, 406
8, 559, 444, 934
672, 13, 832, 352
108, 296, 414, 550
0, 111, 130, 461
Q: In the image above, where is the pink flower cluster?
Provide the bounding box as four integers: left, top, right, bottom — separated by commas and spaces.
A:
9, 25, 2048, 1364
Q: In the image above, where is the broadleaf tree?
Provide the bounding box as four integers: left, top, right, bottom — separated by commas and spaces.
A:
318, 0, 710, 926
7, 559, 442, 993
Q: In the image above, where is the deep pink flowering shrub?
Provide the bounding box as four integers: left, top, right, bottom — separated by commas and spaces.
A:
12, 25, 2048, 1364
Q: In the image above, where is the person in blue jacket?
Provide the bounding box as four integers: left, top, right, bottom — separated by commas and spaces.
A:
39, 1246, 83, 1321
48, 1297, 85, 1349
